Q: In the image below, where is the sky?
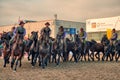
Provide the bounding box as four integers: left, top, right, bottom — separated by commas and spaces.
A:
0, 0, 120, 26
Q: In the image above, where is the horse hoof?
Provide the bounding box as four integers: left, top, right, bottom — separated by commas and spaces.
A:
32, 65, 35, 68
11, 65, 13, 69
42, 67, 45, 69
3, 65, 6, 68
7, 61, 10, 64
13, 70, 16, 72
19, 64, 22, 67
28, 57, 30, 61
88, 59, 90, 61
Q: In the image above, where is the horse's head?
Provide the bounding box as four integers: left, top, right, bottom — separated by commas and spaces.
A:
91, 39, 97, 44
1, 32, 10, 46
115, 40, 120, 51
15, 34, 24, 45
31, 31, 38, 41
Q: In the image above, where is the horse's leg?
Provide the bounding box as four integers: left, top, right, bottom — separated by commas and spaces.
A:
3, 56, 7, 67
19, 59, 22, 67
54, 53, 57, 63
30, 50, 34, 66
88, 51, 90, 61
11, 56, 16, 69
95, 52, 98, 60
7, 53, 10, 64
116, 51, 120, 62
45, 54, 48, 66
70, 55, 73, 61
98, 52, 100, 61
102, 52, 105, 61
111, 52, 115, 61
77, 51, 81, 61
14, 58, 19, 71
53, 52, 56, 63
48, 54, 51, 63
33, 52, 39, 66
38, 55, 41, 67
3, 50, 7, 67
117, 52, 120, 61
91, 52, 94, 61
73, 50, 77, 63
81, 53, 83, 61
56, 53, 60, 65
83, 51, 86, 61
28, 52, 31, 61
42, 56, 45, 69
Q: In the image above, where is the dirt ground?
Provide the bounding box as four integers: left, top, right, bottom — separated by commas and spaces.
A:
0, 57, 120, 80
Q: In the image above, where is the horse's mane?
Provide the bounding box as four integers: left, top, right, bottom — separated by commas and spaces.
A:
91, 39, 97, 44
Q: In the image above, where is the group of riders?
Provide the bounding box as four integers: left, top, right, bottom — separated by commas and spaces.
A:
0, 20, 120, 71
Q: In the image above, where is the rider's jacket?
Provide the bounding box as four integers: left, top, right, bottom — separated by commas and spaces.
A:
79, 31, 87, 40
111, 32, 118, 41
57, 31, 65, 39
41, 27, 51, 36
14, 26, 26, 36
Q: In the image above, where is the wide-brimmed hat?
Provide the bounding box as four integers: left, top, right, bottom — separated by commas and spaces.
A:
45, 22, 50, 25
19, 21, 25, 25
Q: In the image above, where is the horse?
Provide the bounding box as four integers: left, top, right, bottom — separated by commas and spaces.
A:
1, 32, 11, 67
47, 37, 55, 63
100, 37, 116, 61
65, 38, 78, 62
115, 40, 120, 62
74, 34, 87, 61
89, 39, 105, 61
11, 34, 25, 71
29, 31, 39, 67
38, 37, 50, 68
24, 39, 32, 61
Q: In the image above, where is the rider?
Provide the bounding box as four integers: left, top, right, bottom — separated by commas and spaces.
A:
15, 21, 26, 37
110, 28, 118, 46
8, 27, 16, 40
9, 21, 26, 46
79, 28, 87, 44
41, 22, 51, 41
101, 34, 109, 45
9, 27, 16, 49
26, 31, 34, 47
68, 34, 73, 42
56, 26, 65, 41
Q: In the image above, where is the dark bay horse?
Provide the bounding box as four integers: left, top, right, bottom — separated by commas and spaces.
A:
29, 32, 39, 67
89, 40, 105, 61
1, 32, 11, 67
65, 38, 78, 62
11, 34, 25, 71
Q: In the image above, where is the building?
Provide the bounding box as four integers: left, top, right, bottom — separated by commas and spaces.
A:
0, 19, 85, 38
86, 16, 120, 41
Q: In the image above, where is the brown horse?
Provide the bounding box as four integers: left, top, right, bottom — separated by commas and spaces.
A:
11, 34, 25, 71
